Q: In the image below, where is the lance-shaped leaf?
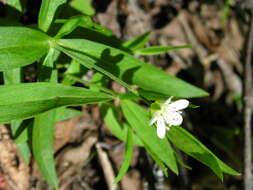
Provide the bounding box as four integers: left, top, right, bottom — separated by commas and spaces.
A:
55, 16, 83, 38
0, 82, 113, 124
101, 103, 143, 146
70, 0, 95, 16
56, 39, 208, 98
135, 45, 191, 55
167, 126, 240, 179
114, 128, 134, 184
33, 110, 58, 188
39, 0, 66, 32
33, 46, 59, 188
123, 32, 150, 51
0, 27, 51, 71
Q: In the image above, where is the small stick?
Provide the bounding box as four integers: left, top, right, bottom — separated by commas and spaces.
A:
243, 4, 253, 190
96, 143, 118, 190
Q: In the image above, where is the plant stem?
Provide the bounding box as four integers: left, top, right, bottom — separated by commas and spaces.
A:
65, 74, 118, 96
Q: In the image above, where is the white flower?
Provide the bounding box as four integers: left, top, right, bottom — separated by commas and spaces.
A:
149, 97, 189, 139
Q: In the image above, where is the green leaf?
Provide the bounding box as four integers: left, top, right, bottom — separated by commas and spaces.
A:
3, 68, 31, 164
118, 92, 141, 101
88, 23, 114, 37
189, 103, 200, 109
138, 89, 167, 101
0, 82, 113, 124
70, 0, 95, 16
100, 104, 142, 146
55, 16, 114, 37
123, 32, 150, 51
135, 45, 191, 55
62, 58, 84, 85
64, 59, 82, 75
3, 68, 22, 85
174, 151, 192, 170
33, 110, 58, 188
39, 0, 67, 32
10, 120, 30, 163
0, 27, 51, 71
6, 0, 22, 12
38, 48, 60, 82
215, 157, 240, 176
9, 120, 31, 164
56, 44, 135, 92
121, 100, 178, 174
56, 39, 208, 98
167, 126, 240, 179
55, 16, 83, 38
12, 120, 31, 144
16, 142, 31, 164
55, 108, 82, 121
10, 120, 31, 164
145, 144, 168, 176
34, 36, 59, 188
90, 72, 109, 91
114, 128, 134, 184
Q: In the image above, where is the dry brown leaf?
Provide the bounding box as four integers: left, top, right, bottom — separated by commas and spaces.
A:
96, 0, 121, 37
0, 125, 29, 190
54, 117, 79, 152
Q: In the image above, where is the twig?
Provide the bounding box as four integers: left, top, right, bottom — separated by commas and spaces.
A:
96, 143, 118, 190
152, 164, 165, 190
243, 7, 253, 190
178, 11, 208, 62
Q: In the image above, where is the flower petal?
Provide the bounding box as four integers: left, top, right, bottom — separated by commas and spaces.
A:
149, 111, 160, 126
164, 96, 173, 105
156, 118, 166, 139
164, 111, 183, 126
168, 99, 189, 111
